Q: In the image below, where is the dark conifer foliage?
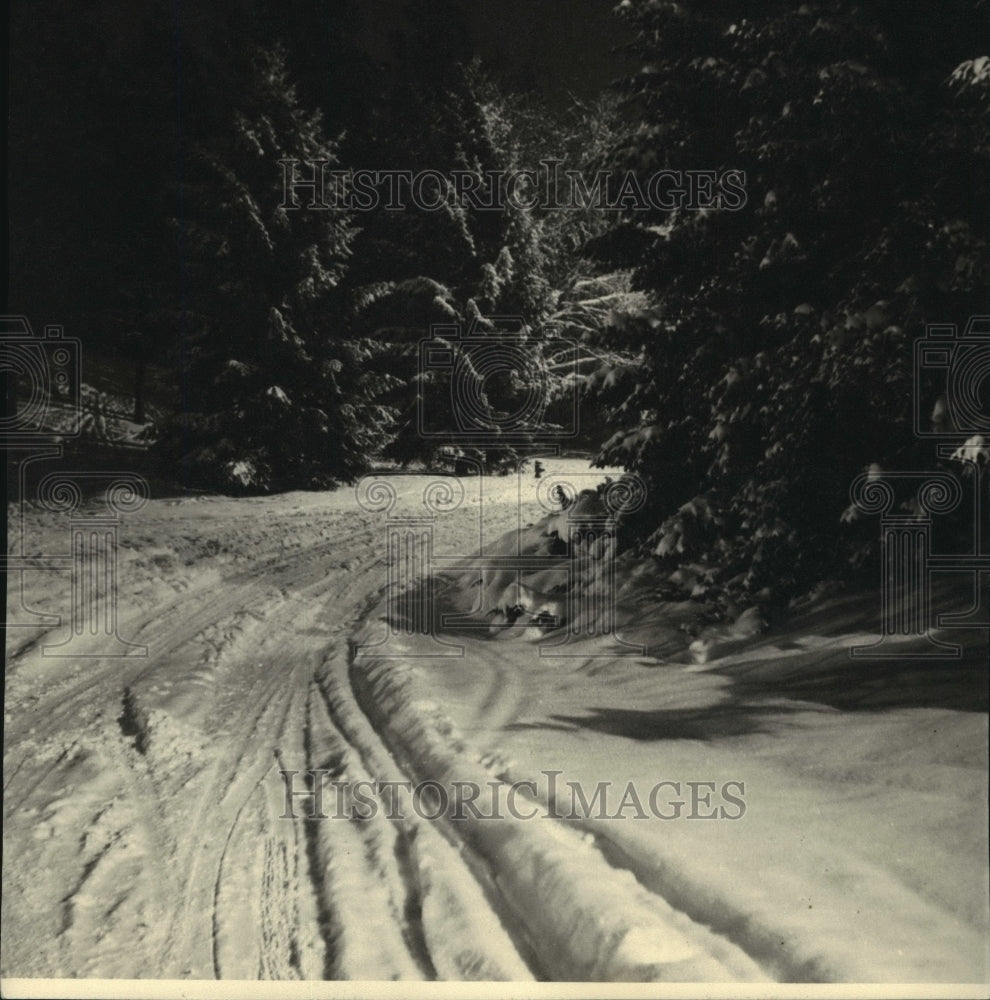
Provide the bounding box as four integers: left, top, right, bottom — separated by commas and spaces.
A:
9, 0, 988, 604
588, 0, 989, 601
158, 47, 392, 491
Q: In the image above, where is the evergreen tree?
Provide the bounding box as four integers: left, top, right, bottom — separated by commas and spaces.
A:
345, 60, 573, 471
159, 47, 391, 492
591, 0, 990, 601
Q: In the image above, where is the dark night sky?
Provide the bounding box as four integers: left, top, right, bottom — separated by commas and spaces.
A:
351, 0, 635, 103
468, 0, 635, 99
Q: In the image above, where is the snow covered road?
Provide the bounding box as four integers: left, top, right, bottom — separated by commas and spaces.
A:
3, 458, 988, 986
3, 466, 557, 982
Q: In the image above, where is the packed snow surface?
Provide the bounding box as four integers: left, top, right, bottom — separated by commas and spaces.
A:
3, 458, 988, 985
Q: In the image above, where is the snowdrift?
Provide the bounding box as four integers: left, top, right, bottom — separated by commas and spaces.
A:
352, 492, 989, 983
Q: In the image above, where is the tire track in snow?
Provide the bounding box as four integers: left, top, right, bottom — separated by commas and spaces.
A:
151, 537, 391, 979
210, 682, 322, 981
300, 680, 426, 980
2, 708, 178, 978
314, 653, 538, 981
155, 669, 292, 976
5, 477, 562, 979
350, 643, 772, 983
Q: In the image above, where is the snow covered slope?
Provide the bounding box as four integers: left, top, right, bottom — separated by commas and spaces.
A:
3, 458, 988, 989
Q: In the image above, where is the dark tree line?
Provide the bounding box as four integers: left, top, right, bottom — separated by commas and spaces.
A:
586, 0, 989, 602
8, 0, 988, 602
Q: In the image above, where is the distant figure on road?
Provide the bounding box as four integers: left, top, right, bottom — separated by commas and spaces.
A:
533, 460, 545, 479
